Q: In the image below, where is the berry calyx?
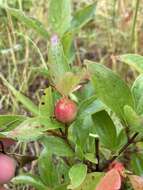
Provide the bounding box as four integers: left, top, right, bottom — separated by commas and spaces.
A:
54, 97, 77, 123
0, 154, 16, 184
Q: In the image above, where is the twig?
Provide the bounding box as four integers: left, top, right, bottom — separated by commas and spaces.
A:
65, 124, 68, 138
95, 138, 100, 171
0, 141, 5, 154
102, 132, 138, 170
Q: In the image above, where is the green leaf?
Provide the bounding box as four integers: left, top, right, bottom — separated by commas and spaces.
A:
48, 35, 70, 82
40, 136, 74, 157
123, 105, 143, 134
56, 160, 70, 185
92, 110, 118, 151
124, 105, 141, 130
74, 172, 104, 190
68, 163, 87, 189
118, 54, 143, 73
86, 61, 134, 120
39, 87, 54, 117
0, 5, 49, 38
56, 72, 82, 96
116, 128, 128, 150
78, 96, 105, 118
54, 184, 68, 190
0, 115, 26, 131
62, 32, 75, 62
12, 174, 47, 190
75, 82, 95, 100
0, 74, 39, 116
132, 75, 143, 115
69, 116, 92, 156
38, 149, 59, 187
84, 153, 97, 164
78, 95, 97, 114
5, 117, 62, 141
130, 153, 143, 176
71, 3, 96, 30
48, 0, 72, 36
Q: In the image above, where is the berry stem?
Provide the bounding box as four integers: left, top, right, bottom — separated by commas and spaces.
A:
95, 138, 100, 171
0, 141, 5, 154
65, 124, 68, 138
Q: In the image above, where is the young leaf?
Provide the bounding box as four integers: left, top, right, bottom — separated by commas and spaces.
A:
96, 169, 121, 190
40, 136, 74, 157
38, 149, 59, 188
0, 74, 39, 116
92, 110, 118, 151
55, 72, 82, 96
132, 75, 143, 115
5, 117, 62, 142
0, 5, 49, 38
39, 87, 54, 117
118, 54, 143, 73
71, 3, 96, 30
12, 174, 47, 190
48, 35, 70, 82
48, 0, 72, 36
86, 60, 134, 120
74, 172, 104, 190
68, 163, 87, 189
129, 175, 143, 190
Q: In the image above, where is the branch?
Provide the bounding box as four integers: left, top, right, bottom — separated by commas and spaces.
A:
101, 132, 138, 170
95, 138, 100, 171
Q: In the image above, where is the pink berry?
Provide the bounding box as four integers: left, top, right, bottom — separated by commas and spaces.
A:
0, 186, 7, 190
0, 154, 16, 184
96, 169, 121, 190
108, 161, 125, 175
54, 97, 77, 123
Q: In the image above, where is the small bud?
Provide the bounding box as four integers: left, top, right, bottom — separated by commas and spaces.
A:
51, 34, 59, 46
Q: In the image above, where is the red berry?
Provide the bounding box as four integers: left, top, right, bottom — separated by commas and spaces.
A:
0, 154, 16, 184
54, 97, 77, 123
